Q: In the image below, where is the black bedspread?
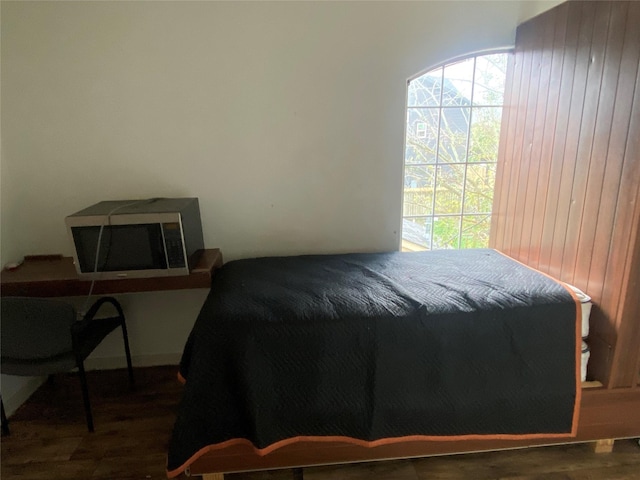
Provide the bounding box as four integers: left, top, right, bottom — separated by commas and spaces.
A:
167, 249, 578, 474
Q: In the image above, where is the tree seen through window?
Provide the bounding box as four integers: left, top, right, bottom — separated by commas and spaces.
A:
402, 53, 508, 251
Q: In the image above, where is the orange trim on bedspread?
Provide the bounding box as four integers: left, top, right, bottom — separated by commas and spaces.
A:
166, 429, 579, 478
167, 250, 583, 479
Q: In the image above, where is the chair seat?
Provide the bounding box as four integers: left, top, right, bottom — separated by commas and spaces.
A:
1, 296, 134, 433
1, 353, 77, 377
1, 316, 123, 377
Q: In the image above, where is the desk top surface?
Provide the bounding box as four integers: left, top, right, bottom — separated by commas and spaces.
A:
1, 249, 222, 297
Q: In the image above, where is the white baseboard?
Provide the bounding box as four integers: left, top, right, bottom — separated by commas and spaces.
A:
2, 353, 182, 417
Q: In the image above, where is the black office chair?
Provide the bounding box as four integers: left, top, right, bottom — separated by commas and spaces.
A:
0, 296, 134, 434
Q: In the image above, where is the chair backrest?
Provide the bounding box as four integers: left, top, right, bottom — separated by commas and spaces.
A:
1, 297, 76, 361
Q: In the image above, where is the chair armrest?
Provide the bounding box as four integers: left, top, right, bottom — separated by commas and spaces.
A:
82, 297, 125, 323
71, 297, 124, 341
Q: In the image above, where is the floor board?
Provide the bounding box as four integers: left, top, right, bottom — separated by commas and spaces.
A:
1, 367, 639, 480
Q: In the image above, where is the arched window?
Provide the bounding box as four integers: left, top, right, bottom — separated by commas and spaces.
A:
402, 52, 509, 251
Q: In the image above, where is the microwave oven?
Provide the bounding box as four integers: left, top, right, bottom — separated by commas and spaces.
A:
65, 197, 204, 280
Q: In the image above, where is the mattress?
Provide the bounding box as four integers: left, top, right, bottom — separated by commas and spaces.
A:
167, 249, 580, 476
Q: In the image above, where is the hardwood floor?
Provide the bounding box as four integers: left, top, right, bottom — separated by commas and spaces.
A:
1, 366, 639, 480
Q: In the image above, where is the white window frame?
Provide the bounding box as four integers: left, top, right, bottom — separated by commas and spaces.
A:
401, 50, 511, 252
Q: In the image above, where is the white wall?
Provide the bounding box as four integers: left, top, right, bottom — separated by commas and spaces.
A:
0, 0, 562, 413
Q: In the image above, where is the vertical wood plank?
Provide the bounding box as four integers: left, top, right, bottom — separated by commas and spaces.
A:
590, 0, 640, 346
489, 51, 516, 248
538, 2, 583, 274
611, 213, 640, 387
560, 1, 611, 284
607, 66, 640, 387
519, 12, 556, 264
502, 21, 535, 256
510, 23, 543, 259
538, 2, 584, 275
493, 45, 524, 253
528, 4, 569, 269
549, 1, 596, 280
573, 1, 628, 291
510, 21, 539, 259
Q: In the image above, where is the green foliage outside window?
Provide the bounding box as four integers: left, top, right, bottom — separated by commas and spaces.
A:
403, 53, 507, 251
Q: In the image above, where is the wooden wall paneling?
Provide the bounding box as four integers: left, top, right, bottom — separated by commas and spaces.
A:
592, 3, 640, 388
575, 3, 634, 386
518, 13, 556, 265
547, 1, 596, 282
510, 21, 544, 260
608, 85, 640, 387
537, 2, 582, 275
490, 49, 516, 246
490, 51, 516, 247
528, 4, 569, 270
560, 2, 612, 285
576, 3, 640, 364
492, 1, 640, 388
507, 23, 543, 261
496, 22, 533, 255
586, 1, 639, 310
612, 218, 640, 387
573, 2, 628, 291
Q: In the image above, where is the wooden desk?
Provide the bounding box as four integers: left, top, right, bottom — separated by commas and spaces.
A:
0, 249, 223, 297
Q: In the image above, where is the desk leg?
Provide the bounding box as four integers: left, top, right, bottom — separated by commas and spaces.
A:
1, 398, 9, 436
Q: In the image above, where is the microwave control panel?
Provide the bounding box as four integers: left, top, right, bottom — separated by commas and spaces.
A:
162, 222, 187, 268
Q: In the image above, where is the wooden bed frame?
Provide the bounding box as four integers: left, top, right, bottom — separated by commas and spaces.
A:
187, 384, 640, 479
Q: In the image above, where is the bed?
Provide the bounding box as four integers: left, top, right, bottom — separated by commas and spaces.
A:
166, 249, 581, 478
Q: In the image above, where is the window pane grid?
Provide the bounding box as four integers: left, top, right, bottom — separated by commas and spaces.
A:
405, 213, 492, 219
402, 53, 507, 251
406, 161, 496, 168
458, 63, 475, 247
410, 103, 504, 109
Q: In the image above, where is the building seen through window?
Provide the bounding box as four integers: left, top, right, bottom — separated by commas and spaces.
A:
402, 53, 508, 251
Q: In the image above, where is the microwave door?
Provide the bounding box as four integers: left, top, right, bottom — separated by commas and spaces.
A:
71, 224, 167, 277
